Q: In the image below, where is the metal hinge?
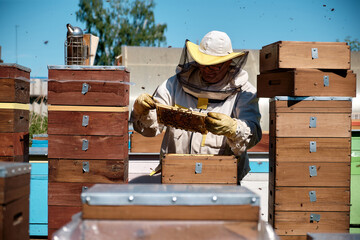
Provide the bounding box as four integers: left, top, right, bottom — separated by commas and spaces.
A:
82, 115, 89, 127
82, 83, 89, 95
311, 48, 318, 59
309, 165, 317, 177
82, 161, 89, 173
309, 117, 317, 128
82, 139, 89, 151
323, 75, 329, 87
310, 141, 316, 153
310, 213, 321, 222
195, 162, 202, 174
309, 191, 317, 202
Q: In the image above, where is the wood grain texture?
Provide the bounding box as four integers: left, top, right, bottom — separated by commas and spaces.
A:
48, 205, 81, 229
270, 137, 351, 162
273, 211, 349, 236
82, 205, 259, 221
270, 112, 351, 138
0, 196, 29, 240
269, 186, 350, 211
257, 69, 356, 98
273, 162, 350, 187
0, 109, 29, 133
0, 79, 30, 103
48, 68, 129, 106
162, 155, 237, 184
48, 135, 128, 159
48, 110, 128, 136
260, 41, 350, 72
0, 65, 30, 79
48, 182, 94, 206
48, 159, 128, 183
0, 174, 30, 204
0, 132, 29, 157
270, 99, 352, 113
130, 130, 165, 153
77, 220, 259, 240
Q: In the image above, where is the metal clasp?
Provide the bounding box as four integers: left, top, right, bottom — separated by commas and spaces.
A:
309, 191, 317, 202
82, 161, 89, 173
310, 213, 321, 222
323, 75, 329, 87
309, 165, 317, 177
82, 83, 89, 95
311, 48, 318, 59
82, 139, 89, 151
195, 162, 202, 174
310, 141, 317, 153
310, 117, 317, 128
82, 115, 89, 127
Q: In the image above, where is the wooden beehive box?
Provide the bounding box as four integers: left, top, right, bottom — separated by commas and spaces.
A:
0, 63, 30, 103
260, 41, 350, 73
0, 132, 29, 162
257, 69, 356, 98
48, 65, 130, 106
162, 154, 238, 184
268, 97, 351, 239
81, 184, 260, 221
0, 162, 31, 240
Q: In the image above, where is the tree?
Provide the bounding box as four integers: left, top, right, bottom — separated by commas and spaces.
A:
337, 36, 360, 51
76, 0, 167, 65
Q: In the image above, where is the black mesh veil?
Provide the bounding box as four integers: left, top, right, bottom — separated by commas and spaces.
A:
176, 40, 249, 98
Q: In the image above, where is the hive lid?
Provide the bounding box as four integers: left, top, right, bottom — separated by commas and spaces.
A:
0, 162, 31, 178
81, 184, 259, 206
0, 63, 31, 73
47, 65, 127, 71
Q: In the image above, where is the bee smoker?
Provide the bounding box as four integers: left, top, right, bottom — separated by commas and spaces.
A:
64, 23, 88, 65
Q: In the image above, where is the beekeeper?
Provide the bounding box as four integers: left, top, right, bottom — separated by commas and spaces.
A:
131, 30, 262, 182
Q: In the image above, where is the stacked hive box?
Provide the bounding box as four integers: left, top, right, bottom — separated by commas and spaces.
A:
53, 184, 270, 239
47, 65, 130, 238
257, 41, 356, 239
0, 64, 30, 162
0, 162, 31, 240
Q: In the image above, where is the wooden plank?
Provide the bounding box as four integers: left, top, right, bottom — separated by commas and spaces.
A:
274, 162, 350, 187
0, 109, 29, 133
48, 135, 128, 159
271, 186, 350, 211
0, 174, 30, 204
270, 99, 352, 112
260, 41, 350, 72
82, 204, 259, 221
0, 132, 29, 157
248, 132, 269, 152
130, 130, 165, 153
48, 159, 128, 183
48, 68, 129, 106
257, 69, 356, 98
270, 112, 351, 138
162, 154, 237, 184
273, 211, 349, 236
48, 205, 81, 229
78, 220, 259, 240
0, 64, 30, 79
271, 137, 351, 162
0, 79, 30, 103
0, 196, 29, 240
0, 155, 28, 162
48, 182, 94, 206
48, 111, 128, 136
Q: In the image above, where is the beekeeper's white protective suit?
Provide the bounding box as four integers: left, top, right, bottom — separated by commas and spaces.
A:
131, 31, 262, 181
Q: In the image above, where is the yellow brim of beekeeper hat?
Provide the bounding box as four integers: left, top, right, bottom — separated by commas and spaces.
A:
186, 40, 245, 66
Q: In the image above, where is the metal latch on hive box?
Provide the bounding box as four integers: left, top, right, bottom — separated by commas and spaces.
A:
310, 213, 321, 223
82, 139, 89, 151
82, 115, 89, 127
309, 191, 317, 202
309, 165, 317, 177
309, 117, 317, 128
82, 83, 89, 95
310, 141, 316, 153
323, 75, 329, 87
195, 162, 202, 174
82, 161, 89, 173
311, 48, 318, 59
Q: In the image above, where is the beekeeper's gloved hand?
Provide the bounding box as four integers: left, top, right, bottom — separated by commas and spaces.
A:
205, 112, 237, 140
133, 93, 156, 117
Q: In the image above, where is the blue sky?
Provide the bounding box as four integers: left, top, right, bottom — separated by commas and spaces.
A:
0, 0, 359, 77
